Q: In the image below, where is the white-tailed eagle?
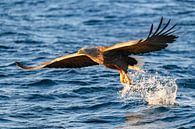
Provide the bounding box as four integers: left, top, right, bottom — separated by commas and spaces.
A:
16, 17, 178, 85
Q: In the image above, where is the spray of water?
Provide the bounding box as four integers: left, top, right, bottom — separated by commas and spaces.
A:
120, 71, 178, 105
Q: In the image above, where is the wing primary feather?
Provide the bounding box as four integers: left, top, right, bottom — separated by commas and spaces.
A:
151, 17, 163, 37
164, 30, 177, 36
161, 23, 177, 35
156, 19, 171, 36
147, 23, 153, 38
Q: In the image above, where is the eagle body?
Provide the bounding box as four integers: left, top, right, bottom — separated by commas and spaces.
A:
16, 17, 178, 86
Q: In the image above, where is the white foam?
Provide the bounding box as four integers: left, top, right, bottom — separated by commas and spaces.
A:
119, 72, 178, 105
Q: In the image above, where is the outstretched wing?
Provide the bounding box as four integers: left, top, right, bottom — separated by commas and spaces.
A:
16, 53, 98, 70
104, 17, 178, 55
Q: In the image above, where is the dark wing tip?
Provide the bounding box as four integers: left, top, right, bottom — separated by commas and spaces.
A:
147, 23, 153, 38
151, 17, 164, 37
16, 62, 44, 70
16, 62, 25, 69
16, 61, 32, 70
147, 17, 178, 39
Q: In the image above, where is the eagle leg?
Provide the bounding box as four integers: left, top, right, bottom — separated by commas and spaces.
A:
119, 70, 132, 85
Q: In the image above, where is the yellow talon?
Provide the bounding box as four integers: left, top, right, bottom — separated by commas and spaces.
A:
119, 70, 131, 85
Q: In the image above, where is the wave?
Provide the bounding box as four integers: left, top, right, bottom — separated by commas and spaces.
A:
0, 45, 13, 49
83, 19, 106, 26
176, 79, 195, 89
83, 118, 110, 123
0, 95, 10, 100
72, 86, 109, 94
27, 79, 56, 86
24, 93, 56, 101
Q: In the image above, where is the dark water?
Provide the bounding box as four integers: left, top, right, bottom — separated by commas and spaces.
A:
0, 0, 195, 128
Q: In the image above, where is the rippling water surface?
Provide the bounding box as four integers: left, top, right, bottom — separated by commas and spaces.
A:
0, 0, 195, 128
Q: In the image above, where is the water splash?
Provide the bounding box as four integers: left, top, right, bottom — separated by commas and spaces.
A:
120, 72, 178, 105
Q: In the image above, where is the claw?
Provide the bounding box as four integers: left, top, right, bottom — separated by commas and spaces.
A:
119, 70, 132, 85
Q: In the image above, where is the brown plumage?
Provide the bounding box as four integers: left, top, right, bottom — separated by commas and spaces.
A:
16, 17, 178, 85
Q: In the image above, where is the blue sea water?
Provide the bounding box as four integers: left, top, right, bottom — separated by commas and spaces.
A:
0, 0, 195, 128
